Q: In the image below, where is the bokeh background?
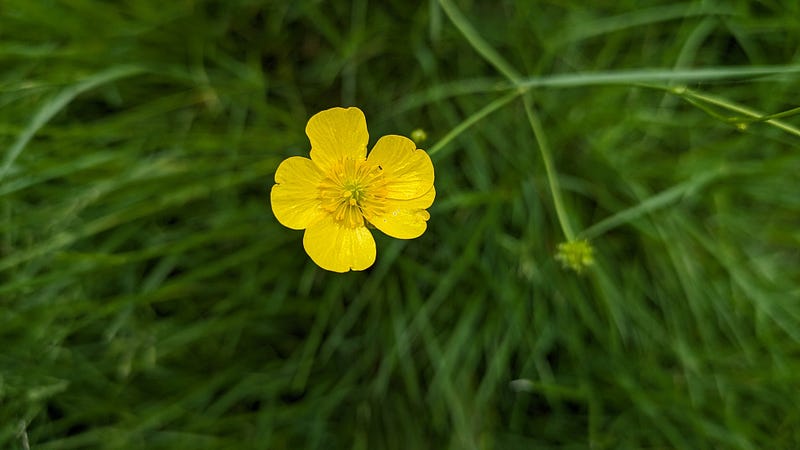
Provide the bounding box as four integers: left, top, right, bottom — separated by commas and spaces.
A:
2, 0, 800, 448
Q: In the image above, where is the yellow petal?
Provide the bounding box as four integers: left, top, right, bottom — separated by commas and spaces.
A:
271, 156, 325, 230
307, 107, 369, 172
303, 216, 376, 272
367, 135, 434, 199
368, 186, 435, 239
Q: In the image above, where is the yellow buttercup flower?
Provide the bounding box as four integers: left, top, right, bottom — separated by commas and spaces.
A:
271, 107, 435, 272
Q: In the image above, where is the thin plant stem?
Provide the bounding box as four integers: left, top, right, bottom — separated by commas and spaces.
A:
427, 90, 521, 159
522, 95, 575, 241
437, 0, 521, 84
439, 0, 576, 242
641, 83, 800, 138
679, 88, 800, 138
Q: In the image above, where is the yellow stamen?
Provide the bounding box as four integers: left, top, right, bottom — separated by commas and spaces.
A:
318, 157, 388, 228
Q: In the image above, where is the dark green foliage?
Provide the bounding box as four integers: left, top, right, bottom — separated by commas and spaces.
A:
2, 0, 799, 448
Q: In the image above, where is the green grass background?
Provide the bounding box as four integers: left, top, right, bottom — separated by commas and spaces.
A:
2, 0, 800, 448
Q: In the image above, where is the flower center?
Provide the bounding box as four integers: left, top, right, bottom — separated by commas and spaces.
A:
319, 157, 388, 227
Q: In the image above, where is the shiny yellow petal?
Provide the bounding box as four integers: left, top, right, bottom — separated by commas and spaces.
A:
367, 135, 434, 199
303, 216, 376, 272
270, 156, 325, 230
368, 186, 435, 239
307, 107, 369, 171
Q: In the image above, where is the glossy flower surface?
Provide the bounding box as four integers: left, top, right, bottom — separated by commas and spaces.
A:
271, 107, 435, 272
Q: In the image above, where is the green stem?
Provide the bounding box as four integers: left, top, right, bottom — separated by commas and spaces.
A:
522, 95, 575, 241
427, 90, 521, 159
680, 88, 800, 138
437, 0, 521, 84
438, 0, 575, 242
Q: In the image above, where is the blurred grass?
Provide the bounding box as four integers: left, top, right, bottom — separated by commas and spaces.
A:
2, 0, 800, 448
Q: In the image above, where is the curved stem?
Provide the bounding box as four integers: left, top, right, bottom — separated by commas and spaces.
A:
522, 94, 575, 241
